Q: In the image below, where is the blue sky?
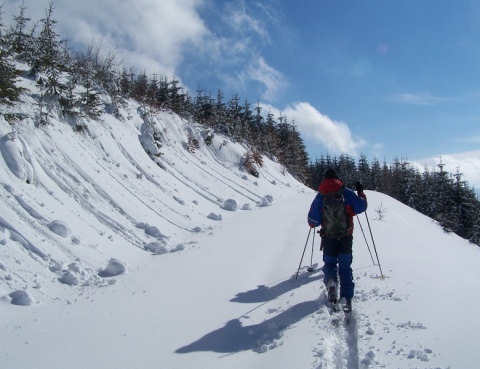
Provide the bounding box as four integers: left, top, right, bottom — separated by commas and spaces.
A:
3, 0, 480, 188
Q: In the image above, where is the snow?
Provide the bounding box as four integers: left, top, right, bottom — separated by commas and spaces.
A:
1, 69, 480, 368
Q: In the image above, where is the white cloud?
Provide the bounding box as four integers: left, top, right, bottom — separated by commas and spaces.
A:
391, 93, 452, 106
247, 57, 287, 102
4, 0, 208, 75
457, 136, 480, 144
225, 2, 271, 43
414, 150, 480, 191
267, 102, 366, 156
3, 0, 284, 101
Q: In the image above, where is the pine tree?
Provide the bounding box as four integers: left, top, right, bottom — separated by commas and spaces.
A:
338, 154, 357, 187
212, 89, 227, 129
263, 111, 277, 155
79, 80, 103, 119
58, 74, 78, 118
132, 72, 148, 103
194, 89, 214, 126
370, 157, 382, 191
9, 1, 35, 63
240, 99, 254, 143
418, 167, 436, 217
145, 73, 159, 108
33, 2, 64, 95
168, 77, 186, 115
285, 123, 309, 182
119, 68, 134, 99
252, 101, 264, 148
0, 4, 24, 106
227, 94, 241, 140
357, 154, 371, 188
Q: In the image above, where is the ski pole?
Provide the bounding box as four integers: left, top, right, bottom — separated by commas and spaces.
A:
356, 215, 375, 265
295, 228, 313, 280
308, 227, 316, 272
365, 212, 385, 278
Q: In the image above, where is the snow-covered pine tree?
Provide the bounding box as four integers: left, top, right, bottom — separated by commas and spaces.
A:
0, 5, 24, 106
33, 2, 64, 96
9, 1, 35, 64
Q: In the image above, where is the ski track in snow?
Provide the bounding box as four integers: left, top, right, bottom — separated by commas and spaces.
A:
237, 261, 443, 369
312, 305, 359, 369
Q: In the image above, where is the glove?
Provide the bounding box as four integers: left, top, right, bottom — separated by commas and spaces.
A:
355, 181, 364, 192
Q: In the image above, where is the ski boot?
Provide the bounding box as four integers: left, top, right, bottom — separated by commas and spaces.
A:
326, 280, 337, 304
343, 298, 352, 314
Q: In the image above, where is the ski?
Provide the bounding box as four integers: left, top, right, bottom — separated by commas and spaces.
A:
328, 301, 352, 326
326, 285, 352, 325
328, 302, 343, 327
343, 308, 352, 325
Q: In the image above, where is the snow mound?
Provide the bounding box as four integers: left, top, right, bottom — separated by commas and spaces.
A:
98, 259, 127, 277
139, 122, 161, 156
0, 133, 34, 183
145, 241, 169, 254
258, 195, 274, 207
9, 290, 35, 306
222, 199, 238, 211
241, 203, 252, 210
138, 224, 169, 240
145, 241, 185, 254
48, 220, 72, 238
58, 262, 113, 286
207, 213, 223, 221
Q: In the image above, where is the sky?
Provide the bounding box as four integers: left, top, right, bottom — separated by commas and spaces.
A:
2, 0, 480, 188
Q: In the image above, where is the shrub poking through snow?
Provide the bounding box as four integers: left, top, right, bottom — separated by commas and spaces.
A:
243, 149, 263, 177
186, 136, 200, 153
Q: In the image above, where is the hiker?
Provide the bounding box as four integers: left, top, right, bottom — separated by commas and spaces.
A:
307, 168, 367, 313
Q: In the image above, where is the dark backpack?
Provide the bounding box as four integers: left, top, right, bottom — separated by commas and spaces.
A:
322, 188, 349, 238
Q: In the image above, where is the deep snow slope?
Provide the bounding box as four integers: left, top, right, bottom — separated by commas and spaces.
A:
0, 72, 309, 302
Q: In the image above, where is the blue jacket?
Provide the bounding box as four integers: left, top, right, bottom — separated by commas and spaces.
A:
308, 178, 367, 232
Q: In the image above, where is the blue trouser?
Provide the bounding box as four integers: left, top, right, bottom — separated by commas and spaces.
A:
321, 235, 354, 299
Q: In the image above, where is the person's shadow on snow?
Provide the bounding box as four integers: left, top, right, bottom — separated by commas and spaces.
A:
175, 300, 319, 354
230, 268, 322, 303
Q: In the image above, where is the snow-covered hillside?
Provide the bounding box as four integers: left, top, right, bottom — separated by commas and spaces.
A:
0, 70, 307, 300
1, 73, 480, 369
